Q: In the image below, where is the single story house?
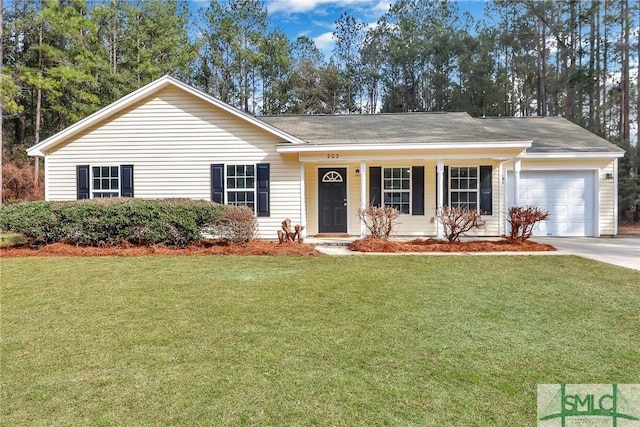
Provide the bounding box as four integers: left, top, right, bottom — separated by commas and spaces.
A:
27, 75, 625, 239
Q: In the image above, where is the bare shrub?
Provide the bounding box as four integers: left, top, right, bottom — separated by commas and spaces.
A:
2, 161, 44, 202
358, 205, 400, 240
506, 205, 550, 242
436, 207, 485, 242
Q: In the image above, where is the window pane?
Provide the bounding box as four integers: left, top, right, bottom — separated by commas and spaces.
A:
101, 166, 109, 176
93, 178, 100, 189
469, 168, 478, 178
111, 179, 119, 189
469, 179, 477, 189
111, 166, 118, 176
246, 178, 254, 188
246, 165, 254, 176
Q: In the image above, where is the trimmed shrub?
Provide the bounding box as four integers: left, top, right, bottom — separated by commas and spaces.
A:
436, 207, 485, 242
0, 198, 228, 247
203, 205, 257, 244
506, 205, 550, 242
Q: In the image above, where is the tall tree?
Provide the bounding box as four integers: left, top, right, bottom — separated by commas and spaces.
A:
198, 0, 268, 113
333, 12, 365, 113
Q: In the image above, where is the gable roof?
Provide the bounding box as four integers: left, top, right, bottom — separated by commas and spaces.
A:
261, 112, 522, 145
480, 116, 624, 154
27, 75, 307, 157
262, 113, 623, 157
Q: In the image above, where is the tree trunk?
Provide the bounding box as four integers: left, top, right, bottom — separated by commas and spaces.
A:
0, 0, 3, 204
34, 23, 44, 190
619, 0, 630, 146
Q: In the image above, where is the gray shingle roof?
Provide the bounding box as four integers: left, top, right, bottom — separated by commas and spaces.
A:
260, 112, 623, 154
479, 116, 623, 153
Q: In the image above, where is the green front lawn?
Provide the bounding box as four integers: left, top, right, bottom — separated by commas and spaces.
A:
2, 256, 638, 426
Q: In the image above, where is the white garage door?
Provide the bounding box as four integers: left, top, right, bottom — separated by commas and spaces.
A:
507, 171, 594, 237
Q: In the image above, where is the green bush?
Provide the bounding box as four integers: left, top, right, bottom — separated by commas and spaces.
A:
0, 198, 231, 247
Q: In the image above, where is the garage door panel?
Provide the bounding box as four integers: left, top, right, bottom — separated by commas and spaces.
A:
507, 171, 594, 237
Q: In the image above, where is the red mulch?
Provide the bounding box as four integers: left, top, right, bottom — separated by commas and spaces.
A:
348, 237, 555, 253
0, 240, 320, 258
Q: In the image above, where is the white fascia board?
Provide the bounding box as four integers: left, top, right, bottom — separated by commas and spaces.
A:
27, 75, 306, 157
27, 76, 175, 157
525, 151, 625, 159
276, 140, 533, 153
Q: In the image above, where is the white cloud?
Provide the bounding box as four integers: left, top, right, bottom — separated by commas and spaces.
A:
268, 0, 380, 14
313, 31, 336, 52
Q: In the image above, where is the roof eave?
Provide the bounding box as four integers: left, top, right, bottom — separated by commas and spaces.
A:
525, 151, 625, 159
276, 140, 533, 153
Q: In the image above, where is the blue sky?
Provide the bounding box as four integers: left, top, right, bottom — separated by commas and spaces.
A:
191, 0, 488, 58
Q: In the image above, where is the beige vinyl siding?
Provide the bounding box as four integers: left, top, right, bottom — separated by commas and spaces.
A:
45, 86, 300, 239
305, 160, 501, 237
599, 161, 616, 235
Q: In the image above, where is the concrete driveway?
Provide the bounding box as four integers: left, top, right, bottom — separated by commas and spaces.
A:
534, 236, 640, 271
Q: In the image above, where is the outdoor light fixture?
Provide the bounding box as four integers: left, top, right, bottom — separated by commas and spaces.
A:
605, 172, 614, 182
355, 168, 360, 177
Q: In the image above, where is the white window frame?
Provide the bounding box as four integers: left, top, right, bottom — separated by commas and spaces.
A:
382, 167, 411, 214
449, 166, 479, 210
91, 165, 120, 198
226, 164, 256, 211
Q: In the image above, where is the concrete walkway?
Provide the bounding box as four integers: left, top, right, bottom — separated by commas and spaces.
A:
306, 236, 640, 271
534, 236, 639, 271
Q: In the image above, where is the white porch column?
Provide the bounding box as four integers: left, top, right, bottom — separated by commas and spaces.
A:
436, 160, 444, 239
613, 158, 619, 235
498, 162, 504, 236
300, 163, 307, 237
513, 159, 521, 207
360, 160, 367, 238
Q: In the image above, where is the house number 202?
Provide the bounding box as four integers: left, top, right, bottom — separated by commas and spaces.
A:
327, 153, 339, 159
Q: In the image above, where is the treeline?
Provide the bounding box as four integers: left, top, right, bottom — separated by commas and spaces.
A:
1, 0, 639, 215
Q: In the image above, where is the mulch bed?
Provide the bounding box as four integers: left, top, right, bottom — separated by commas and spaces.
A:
0, 240, 320, 258
348, 237, 555, 253
1, 237, 556, 258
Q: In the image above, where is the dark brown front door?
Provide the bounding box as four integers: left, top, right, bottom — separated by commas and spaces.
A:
318, 168, 347, 233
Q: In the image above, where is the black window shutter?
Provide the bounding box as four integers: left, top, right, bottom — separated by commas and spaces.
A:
411, 166, 424, 215
479, 165, 492, 215
256, 163, 270, 217
435, 166, 449, 208
369, 167, 381, 207
120, 165, 134, 197
77, 165, 90, 199
211, 164, 224, 204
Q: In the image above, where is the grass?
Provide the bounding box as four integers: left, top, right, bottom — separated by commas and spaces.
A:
2, 255, 639, 426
